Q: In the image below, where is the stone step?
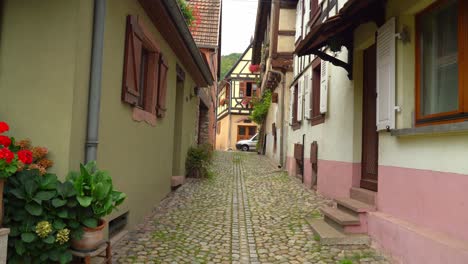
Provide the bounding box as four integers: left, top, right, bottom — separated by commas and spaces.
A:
305, 217, 370, 245
350, 187, 376, 206
321, 206, 360, 226
336, 197, 376, 213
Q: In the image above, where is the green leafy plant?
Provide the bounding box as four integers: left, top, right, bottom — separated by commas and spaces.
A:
4, 170, 82, 263
250, 90, 272, 125
185, 144, 213, 178
177, 0, 195, 26
67, 161, 126, 228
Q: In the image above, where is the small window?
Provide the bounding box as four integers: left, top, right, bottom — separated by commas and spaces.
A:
416, 0, 468, 124
122, 15, 168, 120
248, 126, 256, 136
292, 84, 300, 128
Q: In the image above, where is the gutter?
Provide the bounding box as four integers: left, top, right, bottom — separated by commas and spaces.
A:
85, 0, 105, 163
161, 0, 213, 85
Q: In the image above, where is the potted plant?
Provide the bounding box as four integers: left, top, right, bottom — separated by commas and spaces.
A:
67, 161, 126, 251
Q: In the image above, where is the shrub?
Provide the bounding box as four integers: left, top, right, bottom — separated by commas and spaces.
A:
4, 170, 83, 263
185, 144, 213, 178
250, 90, 272, 125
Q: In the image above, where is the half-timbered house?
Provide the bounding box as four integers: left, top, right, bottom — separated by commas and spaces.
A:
216, 44, 260, 150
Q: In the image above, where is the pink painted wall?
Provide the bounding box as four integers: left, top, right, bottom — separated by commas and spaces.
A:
378, 166, 468, 242
317, 160, 361, 199
368, 212, 468, 264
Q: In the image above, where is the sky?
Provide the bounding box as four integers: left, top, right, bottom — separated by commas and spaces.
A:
221, 0, 258, 55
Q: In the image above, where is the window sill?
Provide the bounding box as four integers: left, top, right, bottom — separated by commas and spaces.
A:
132, 107, 156, 126
292, 122, 301, 131
391, 122, 468, 137
310, 115, 325, 126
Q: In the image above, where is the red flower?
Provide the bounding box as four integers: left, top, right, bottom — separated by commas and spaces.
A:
0, 148, 14, 163
17, 150, 33, 164
0, 122, 9, 134
0, 136, 11, 147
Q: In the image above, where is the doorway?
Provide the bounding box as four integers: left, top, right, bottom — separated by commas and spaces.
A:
237, 125, 256, 141
361, 44, 379, 191
172, 75, 185, 176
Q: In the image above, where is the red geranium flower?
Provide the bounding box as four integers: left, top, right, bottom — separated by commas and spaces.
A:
17, 149, 33, 164
0, 148, 14, 163
0, 135, 11, 147
0, 122, 9, 134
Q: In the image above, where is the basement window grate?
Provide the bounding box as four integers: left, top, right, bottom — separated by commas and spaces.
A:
109, 212, 129, 238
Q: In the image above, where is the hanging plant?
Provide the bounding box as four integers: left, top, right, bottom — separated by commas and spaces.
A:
249, 64, 260, 73
177, 0, 195, 27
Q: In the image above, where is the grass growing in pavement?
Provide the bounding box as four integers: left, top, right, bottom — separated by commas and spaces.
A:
339, 260, 354, 264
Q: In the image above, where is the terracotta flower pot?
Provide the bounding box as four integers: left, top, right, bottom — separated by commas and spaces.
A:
71, 219, 106, 251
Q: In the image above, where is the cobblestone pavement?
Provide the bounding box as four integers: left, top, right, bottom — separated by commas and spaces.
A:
113, 152, 389, 264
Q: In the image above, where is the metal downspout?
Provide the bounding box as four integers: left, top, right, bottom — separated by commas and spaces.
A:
269, 67, 286, 167
85, 0, 106, 163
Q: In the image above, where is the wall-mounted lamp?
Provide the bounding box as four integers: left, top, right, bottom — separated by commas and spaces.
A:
189, 86, 200, 100
396, 26, 410, 44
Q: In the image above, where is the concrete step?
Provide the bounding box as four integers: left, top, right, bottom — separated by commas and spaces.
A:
336, 197, 376, 213
305, 217, 370, 245
321, 206, 360, 226
350, 187, 376, 206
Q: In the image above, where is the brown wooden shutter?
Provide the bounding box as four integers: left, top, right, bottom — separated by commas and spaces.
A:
272, 92, 279, 103
122, 15, 143, 105
156, 54, 169, 118
144, 52, 160, 114
239, 82, 246, 97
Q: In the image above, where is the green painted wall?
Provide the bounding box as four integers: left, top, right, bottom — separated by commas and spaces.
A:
0, 0, 92, 177
100, 0, 199, 226
0, 0, 202, 229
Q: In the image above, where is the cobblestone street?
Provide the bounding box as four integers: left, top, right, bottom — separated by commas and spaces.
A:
113, 152, 389, 264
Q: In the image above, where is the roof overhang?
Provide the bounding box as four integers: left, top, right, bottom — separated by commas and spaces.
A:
138, 0, 214, 87
295, 0, 386, 79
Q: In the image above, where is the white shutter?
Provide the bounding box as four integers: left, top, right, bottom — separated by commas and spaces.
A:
295, 0, 302, 41
320, 60, 329, 114
376, 17, 396, 131
303, 0, 310, 35
298, 78, 303, 122
304, 70, 311, 119
289, 87, 295, 125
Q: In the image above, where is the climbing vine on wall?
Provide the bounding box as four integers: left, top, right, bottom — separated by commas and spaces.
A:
250, 90, 272, 125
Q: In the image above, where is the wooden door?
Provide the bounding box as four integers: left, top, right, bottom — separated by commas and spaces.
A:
361, 44, 379, 192
237, 126, 256, 141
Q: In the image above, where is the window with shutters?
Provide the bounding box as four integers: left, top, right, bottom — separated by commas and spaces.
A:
416, 0, 468, 125
310, 58, 325, 125
122, 15, 168, 124
292, 84, 301, 130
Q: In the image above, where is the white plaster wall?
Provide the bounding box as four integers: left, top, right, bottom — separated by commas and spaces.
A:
287, 51, 357, 163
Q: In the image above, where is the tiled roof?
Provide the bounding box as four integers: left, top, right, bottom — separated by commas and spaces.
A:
187, 0, 221, 48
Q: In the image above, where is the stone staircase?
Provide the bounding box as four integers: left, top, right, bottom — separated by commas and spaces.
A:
305, 187, 376, 245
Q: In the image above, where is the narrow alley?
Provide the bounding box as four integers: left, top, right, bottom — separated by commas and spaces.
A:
113, 152, 388, 264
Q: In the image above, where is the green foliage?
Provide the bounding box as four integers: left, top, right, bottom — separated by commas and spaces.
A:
4, 170, 82, 263
250, 90, 272, 125
221, 53, 242, 79
177, 0, 195, 26
67, 161, 126, 228
339, 260, 354, 264
185, 144, 213, 178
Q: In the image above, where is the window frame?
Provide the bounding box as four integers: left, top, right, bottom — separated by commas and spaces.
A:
415, 0, 468, 126
122, 15, 166, 125
292, 84, 301, 130
310, 57, 325, 126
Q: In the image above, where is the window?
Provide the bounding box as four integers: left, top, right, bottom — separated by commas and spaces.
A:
292, 84, 300, 128
310, 58, 325, 125
122, 15, 169, 122
416, 0, 468, 125
246, 82, 253, 97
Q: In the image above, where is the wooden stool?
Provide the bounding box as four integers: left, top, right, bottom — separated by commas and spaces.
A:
70, 241, 111, 264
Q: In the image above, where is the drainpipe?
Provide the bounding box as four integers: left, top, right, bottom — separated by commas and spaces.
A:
269, 67, 286, 167
85, 0, 106, 163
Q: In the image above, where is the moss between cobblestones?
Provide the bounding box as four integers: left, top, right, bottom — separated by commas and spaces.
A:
112, 152, 389, 264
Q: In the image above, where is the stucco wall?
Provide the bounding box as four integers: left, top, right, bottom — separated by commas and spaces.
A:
99, 0, 200, 226
215, 115, 257, 151
0, 0, 93, 177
